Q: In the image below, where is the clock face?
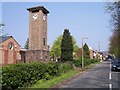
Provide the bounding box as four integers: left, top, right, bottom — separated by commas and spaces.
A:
43, 16, 46, 21
32, 13, 38, 20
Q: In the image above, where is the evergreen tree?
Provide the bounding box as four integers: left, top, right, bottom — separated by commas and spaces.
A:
24, 38, 29, 49
61, 29, 73, 61
50, 35, 78, 60
83, 43, 90, 59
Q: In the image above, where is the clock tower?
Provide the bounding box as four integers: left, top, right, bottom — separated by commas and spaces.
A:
26, 6, 49, 62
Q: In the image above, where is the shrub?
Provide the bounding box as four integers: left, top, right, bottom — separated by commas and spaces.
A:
73, 58, 99, 67
2, 63, 46, 89
84, 59, 91, 66
46, 62, 60, 76
2, 61, 73, 89
73, 59, 82, 67
84, 59, 99, 66
59, 62, 73, 73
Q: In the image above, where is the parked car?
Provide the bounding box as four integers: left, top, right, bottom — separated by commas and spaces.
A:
105, 56, 113, 62
111, 58, 120, 71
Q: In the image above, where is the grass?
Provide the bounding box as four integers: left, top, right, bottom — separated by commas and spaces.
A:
23, 60, 100, 89
29, 69, 79, 88
84, 61, 100, 69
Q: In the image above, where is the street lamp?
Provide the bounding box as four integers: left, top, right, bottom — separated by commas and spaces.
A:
81, 37, 88, 68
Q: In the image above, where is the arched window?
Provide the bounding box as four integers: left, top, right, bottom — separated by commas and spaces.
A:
8, 42, 14, 50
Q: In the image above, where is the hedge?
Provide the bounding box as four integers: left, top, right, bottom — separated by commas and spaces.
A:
73, 59, 82, 67
74, 58, 99, 67
1, 61, 73, 89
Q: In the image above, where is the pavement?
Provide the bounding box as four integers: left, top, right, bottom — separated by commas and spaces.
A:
56, 61, 120, 89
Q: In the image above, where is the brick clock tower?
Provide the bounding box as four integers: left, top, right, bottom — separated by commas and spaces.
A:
26, 6, 49, 62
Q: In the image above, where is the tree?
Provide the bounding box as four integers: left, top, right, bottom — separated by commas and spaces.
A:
109, 31, 120, 58
24, 38, 29, 49
83, 43, 90, 59
105, 2, 120, 31
0, 23, 7, 37
50, 35, 78, 61
0, 23, 5, 27
50, 35, 62, 60
61, 29, 73, 61
106, 2, 120, 58
72, 37, 79, 54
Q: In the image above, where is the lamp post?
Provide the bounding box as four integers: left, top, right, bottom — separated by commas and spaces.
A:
81, 37, 88, 68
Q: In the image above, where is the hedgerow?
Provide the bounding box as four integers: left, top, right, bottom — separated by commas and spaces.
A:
2, 62, 73, 89
74, 59, 99, 67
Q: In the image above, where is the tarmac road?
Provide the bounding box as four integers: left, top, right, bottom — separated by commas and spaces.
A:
58, 61, 120, 89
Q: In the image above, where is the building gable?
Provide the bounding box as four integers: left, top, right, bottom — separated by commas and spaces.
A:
0, 36, 20, 47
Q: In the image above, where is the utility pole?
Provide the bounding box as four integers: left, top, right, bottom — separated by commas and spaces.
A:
98, 42, 100, 52
82, 40, 84, 68
81, 37, 88, 68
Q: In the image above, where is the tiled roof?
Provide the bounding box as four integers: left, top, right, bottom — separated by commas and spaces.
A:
0, 36, 12, 43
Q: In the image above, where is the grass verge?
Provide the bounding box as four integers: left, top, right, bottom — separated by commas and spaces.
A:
25, 61, 100, 89
84, 61, 100, 69
29, 69, 79, 88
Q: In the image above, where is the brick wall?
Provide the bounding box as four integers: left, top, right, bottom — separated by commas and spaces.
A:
0, 37, 20, 65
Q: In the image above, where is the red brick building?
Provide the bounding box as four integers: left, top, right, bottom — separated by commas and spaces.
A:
76, 48, 94, 59
89, 49, 94, 59
0, 36, 21, 65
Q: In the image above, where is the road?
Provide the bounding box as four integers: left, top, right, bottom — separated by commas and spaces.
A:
58, 61, 120, 89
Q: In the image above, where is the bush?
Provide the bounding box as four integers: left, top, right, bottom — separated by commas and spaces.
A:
74, 58, 99, 67
2, 63, 46, 89
84, 59, 99, 66
84, 59, 91, 66
2, 61, 73, 89
46, 62, 60, 76
59, 62, 73, 73
74, 59, 82, 67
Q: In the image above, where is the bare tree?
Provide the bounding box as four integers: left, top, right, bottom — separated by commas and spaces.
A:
106, 2, 120, 58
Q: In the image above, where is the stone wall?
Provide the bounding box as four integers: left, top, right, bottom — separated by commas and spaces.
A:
25, 50, 49, 63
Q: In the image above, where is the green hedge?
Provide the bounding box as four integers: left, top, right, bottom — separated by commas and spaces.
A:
2, 62, 73, 89
73, 59, 82, 67
86, 59, 99, 66
74, 58, 99, 67
59, 63, 73, 73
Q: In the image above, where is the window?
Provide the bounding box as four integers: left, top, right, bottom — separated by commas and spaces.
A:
43, 38, 45, 46
8, 42, 14, 50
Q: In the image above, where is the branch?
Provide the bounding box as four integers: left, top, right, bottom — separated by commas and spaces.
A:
0, 24, 5, 27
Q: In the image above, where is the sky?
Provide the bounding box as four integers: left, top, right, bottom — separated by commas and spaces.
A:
1, 2, 112, 51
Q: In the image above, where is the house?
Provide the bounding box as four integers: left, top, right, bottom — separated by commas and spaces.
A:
89, 49, 94, 59
76, 47, 94, 59
0, 36, 21, 65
